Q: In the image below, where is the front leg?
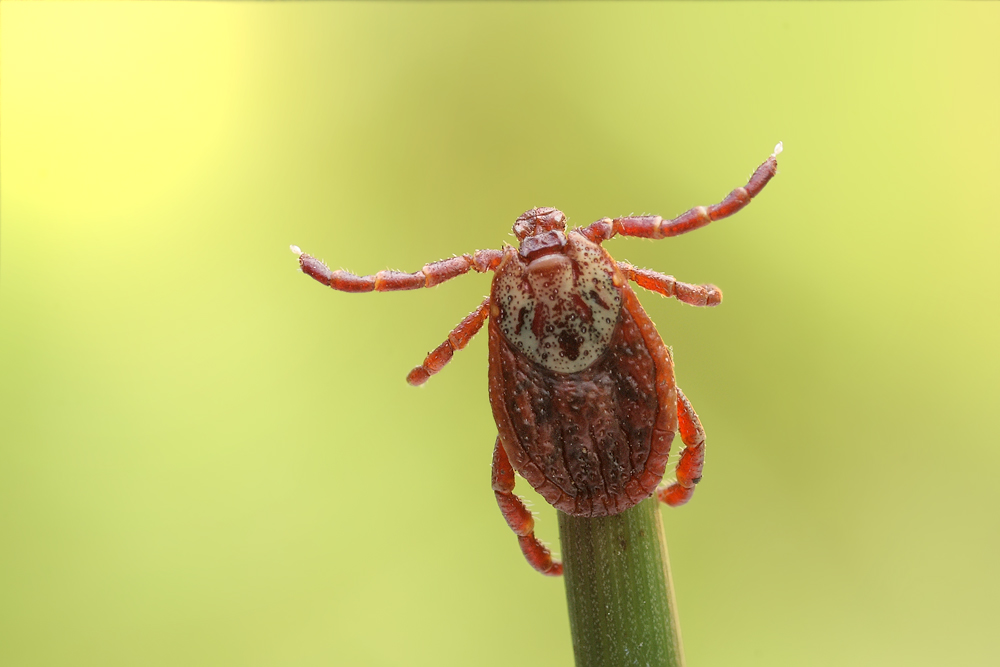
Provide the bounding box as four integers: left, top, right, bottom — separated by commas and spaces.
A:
580, 143, 781, 243
291, 246, 503, 292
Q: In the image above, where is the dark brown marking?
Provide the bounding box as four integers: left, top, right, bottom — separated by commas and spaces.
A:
589, 289, 611, 311
558, 328, 584, 361
531, 303, 547, 340
571, 293, 594, 324
515, 306, 530, 335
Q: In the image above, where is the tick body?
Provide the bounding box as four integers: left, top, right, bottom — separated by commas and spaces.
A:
294, 144, 781, 576
488, 230, 674, 519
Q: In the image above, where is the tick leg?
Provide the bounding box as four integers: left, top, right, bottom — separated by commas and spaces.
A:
291, 246, 503, 293
619, 262, 722, 307
492, 438, 563, 576
657, 388, 706, 507
580, 143, 781, 243
406, 298, 490, 386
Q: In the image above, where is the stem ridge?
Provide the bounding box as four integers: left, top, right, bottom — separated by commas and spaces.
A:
558, 497, 685, 667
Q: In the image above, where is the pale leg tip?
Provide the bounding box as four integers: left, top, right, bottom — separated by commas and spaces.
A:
773, 141, 783, 157
290, 244, 303, 256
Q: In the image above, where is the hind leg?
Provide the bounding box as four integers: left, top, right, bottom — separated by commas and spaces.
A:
657, 388, 706, 507
492, 438, 563, 576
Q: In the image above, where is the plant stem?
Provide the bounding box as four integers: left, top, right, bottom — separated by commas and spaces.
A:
558, 496, 685, 667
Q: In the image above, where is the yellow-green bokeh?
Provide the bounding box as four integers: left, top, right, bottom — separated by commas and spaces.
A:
2, 3, 999, 666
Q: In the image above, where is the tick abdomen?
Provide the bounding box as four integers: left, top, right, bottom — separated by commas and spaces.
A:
489, 283, 677, 517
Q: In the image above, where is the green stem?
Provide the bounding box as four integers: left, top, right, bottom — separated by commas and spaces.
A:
558, 496, 685, 667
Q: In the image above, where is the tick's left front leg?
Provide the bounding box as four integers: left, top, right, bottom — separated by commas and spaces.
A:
657, 388, 706, 507
579, 144, 781, 243
492, 437, 563, 576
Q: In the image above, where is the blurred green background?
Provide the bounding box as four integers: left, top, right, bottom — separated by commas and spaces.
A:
2, 3, 998, 666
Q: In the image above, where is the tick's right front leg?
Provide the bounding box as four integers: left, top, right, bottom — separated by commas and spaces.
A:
291, 245, 503, 292
492, 437, 563, 576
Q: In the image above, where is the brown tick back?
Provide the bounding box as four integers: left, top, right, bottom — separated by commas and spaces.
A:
293, 144, 781, 575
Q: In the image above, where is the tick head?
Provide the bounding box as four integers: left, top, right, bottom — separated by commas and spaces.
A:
514, 207, 569, 266
513, 207, 567, 242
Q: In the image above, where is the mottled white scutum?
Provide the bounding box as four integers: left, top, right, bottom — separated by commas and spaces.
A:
494, 233, 622, 374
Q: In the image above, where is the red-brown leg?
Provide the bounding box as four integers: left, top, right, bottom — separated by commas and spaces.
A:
406, 298, 490, 386
492, 438, 563, 576
580, 143, 781, 243
291, 246, 503, 293
619, 262, 722, 307
657, 388, 706, 507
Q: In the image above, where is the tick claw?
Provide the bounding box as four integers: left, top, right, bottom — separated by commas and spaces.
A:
290, 245, 303, 256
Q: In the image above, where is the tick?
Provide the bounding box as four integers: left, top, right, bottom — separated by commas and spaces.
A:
292, 144, 781, 576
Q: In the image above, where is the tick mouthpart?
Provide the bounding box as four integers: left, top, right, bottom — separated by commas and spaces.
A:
513, 207, 567, 241
520, 229, 567, 262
